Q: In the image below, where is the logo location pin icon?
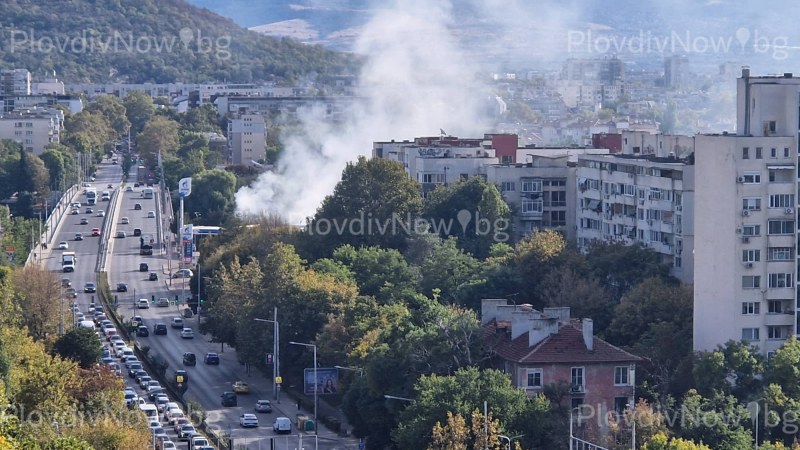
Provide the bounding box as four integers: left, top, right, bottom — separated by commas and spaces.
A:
179, 28, 194, 49
735, 28, 751, 51
456, 209, 472, 235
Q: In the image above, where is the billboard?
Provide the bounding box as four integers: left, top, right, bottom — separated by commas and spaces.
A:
302, 368, 339, 395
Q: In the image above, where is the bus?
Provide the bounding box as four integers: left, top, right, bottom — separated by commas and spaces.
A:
86, 189, 97, 205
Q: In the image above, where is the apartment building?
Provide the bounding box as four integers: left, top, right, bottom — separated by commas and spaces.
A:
0, 94, 83, 114
373, 135, 500, 197
0, 69, 31, 96
0, 107, 64, 155
227, 114, 267, 166
575, 153, 695, 283
693, 69, 800, 355
486, 155, 576, 241
482, 299, 639, 421
214, 95, 357, 122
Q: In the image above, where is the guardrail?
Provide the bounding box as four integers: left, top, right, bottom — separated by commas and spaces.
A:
25, 184, 78, 267
96, 187, 122, 273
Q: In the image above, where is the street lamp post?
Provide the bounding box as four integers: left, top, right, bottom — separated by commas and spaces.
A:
290, 341, 317, 433
498, 434, 524, 450
383, 395, 414, 402
334, 365, 363, 377
254, 309, 281, 403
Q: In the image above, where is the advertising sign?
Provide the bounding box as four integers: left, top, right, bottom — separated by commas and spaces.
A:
179, 177, 192, 197
302, 368, 339, 395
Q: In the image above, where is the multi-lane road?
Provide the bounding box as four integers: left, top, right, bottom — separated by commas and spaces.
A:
41, 160, 357, 450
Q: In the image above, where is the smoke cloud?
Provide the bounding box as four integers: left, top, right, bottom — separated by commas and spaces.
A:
235, 0, 492, 223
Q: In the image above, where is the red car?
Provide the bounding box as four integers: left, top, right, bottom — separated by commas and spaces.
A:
91, 228, 101, 236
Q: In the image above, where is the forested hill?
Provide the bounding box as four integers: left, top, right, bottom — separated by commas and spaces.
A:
0, 0, 358, 83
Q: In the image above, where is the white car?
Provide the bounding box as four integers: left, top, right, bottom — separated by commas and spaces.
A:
172, 269, 193, 279
96, 210, 105, 217
116, 231, 127, 238
147, 211, 156, 218
57, 241, 69, 250
239, 413, 258, 428
125, 186, 133, 192
121, 217, 130, 224
137, 299, 150, 309
180, 328, 194, 339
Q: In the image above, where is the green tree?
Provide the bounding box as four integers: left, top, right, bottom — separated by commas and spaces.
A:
85, 95, 130, 138
332, 245, 419, 303
393, 367, 547, 450
764, 336, 800, 398
641, 432, 711, 450
308, 156, 423, 258
53, 327, 103, 369
180, 104, 221, 132
585, 242, 672, 302
63, 111, 113, 157
136, 116, 179, 165
122, 91, 155, 136
693, 341, 762, 399
187, 169, 237, 225
417, 237, 480, 303
422, 177, 511, 259
677, 390, 753, 450
10, 267, 61, 341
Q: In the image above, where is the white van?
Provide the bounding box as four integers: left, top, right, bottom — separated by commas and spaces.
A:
78, 320, 95, 330
273, 416, 291, 434
139, 403, 158, 420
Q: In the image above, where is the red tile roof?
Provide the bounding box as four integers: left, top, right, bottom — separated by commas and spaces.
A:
484, 320, 640, 364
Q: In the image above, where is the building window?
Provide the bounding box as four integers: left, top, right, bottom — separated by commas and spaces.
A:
571, 367, 584, 391
742, 328, 760, 341
614, 397, 629, 415
550, 211, 566, 227
742, 147, 749, 159
756, 147, 762, 159
614, 367, 629, 386
743, 198, 761, 210
768, 326, 785, 340
769, 194, 795, 208
550, 191, 566, 207
742, 224, 761, 236
421, 173, 445, 184
767, 247, 793, 261
522, 199, 543, 214
500, 181, 515, 192
768, 220, 794, 235
526, 369, 543, 388
742, 173, 761, 184
784, 147, 791, 157
742, 249, 760, 262
767, 300, 785, 314
742, 276, 761, 289
768, 273, 793, 288
742, 302, 760, 315
521, 179, 542, 192
501, 155, 512, 164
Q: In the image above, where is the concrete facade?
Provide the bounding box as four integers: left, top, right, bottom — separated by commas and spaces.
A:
0, 107, 64, 155
227, 114, 267, 166
693, 69, 800, 355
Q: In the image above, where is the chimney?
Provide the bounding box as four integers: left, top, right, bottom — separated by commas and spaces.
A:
742, 66, 750, 78
582, 319, 594, 351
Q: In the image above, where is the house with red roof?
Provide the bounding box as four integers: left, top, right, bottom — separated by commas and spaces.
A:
481, 299, 641, 417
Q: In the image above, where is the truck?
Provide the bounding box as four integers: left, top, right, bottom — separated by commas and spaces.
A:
62, 252, 76, 272
86, 190, 97, 205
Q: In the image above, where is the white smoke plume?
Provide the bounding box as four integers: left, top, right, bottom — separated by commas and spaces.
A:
235, 0, 492, 223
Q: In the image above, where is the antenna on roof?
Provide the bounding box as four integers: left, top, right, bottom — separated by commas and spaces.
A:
504, 292, 520, 306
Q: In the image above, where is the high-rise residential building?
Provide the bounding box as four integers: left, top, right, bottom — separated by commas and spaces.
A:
664, 56, 689, 89
693, 69, 800, 355
575, 153, 695, 282
0, 69, 31, 96
227, 114, 267, 166
0, 107, 64, 155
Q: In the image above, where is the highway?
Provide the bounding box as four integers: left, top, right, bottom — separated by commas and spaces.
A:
47, 161, 358, 450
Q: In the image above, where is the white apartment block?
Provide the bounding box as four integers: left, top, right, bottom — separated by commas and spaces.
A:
0, 107, 64, 155
620, 130, 695, 158
1, 69, 31, 96
227, 114, 267, 166
576, 153, 695, 283
694, 68, 800, 355
373, 137, 498, 197
486, 156, 577, 241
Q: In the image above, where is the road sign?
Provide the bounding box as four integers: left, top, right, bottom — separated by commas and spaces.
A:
4, 246, 14, 252
275, 376, 282, 385
179, 177, 192, 197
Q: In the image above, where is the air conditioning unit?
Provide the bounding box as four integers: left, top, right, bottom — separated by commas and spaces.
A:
736, 227, 742, 234
742, 210, 751, 216
639, 200, 645, 205
570, 384, 585, 393
745, 262, 754, 268
742, 236, 750, 243
676, 205, 683, 212
785, 208, 794, 214
737, 176, 746, 183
